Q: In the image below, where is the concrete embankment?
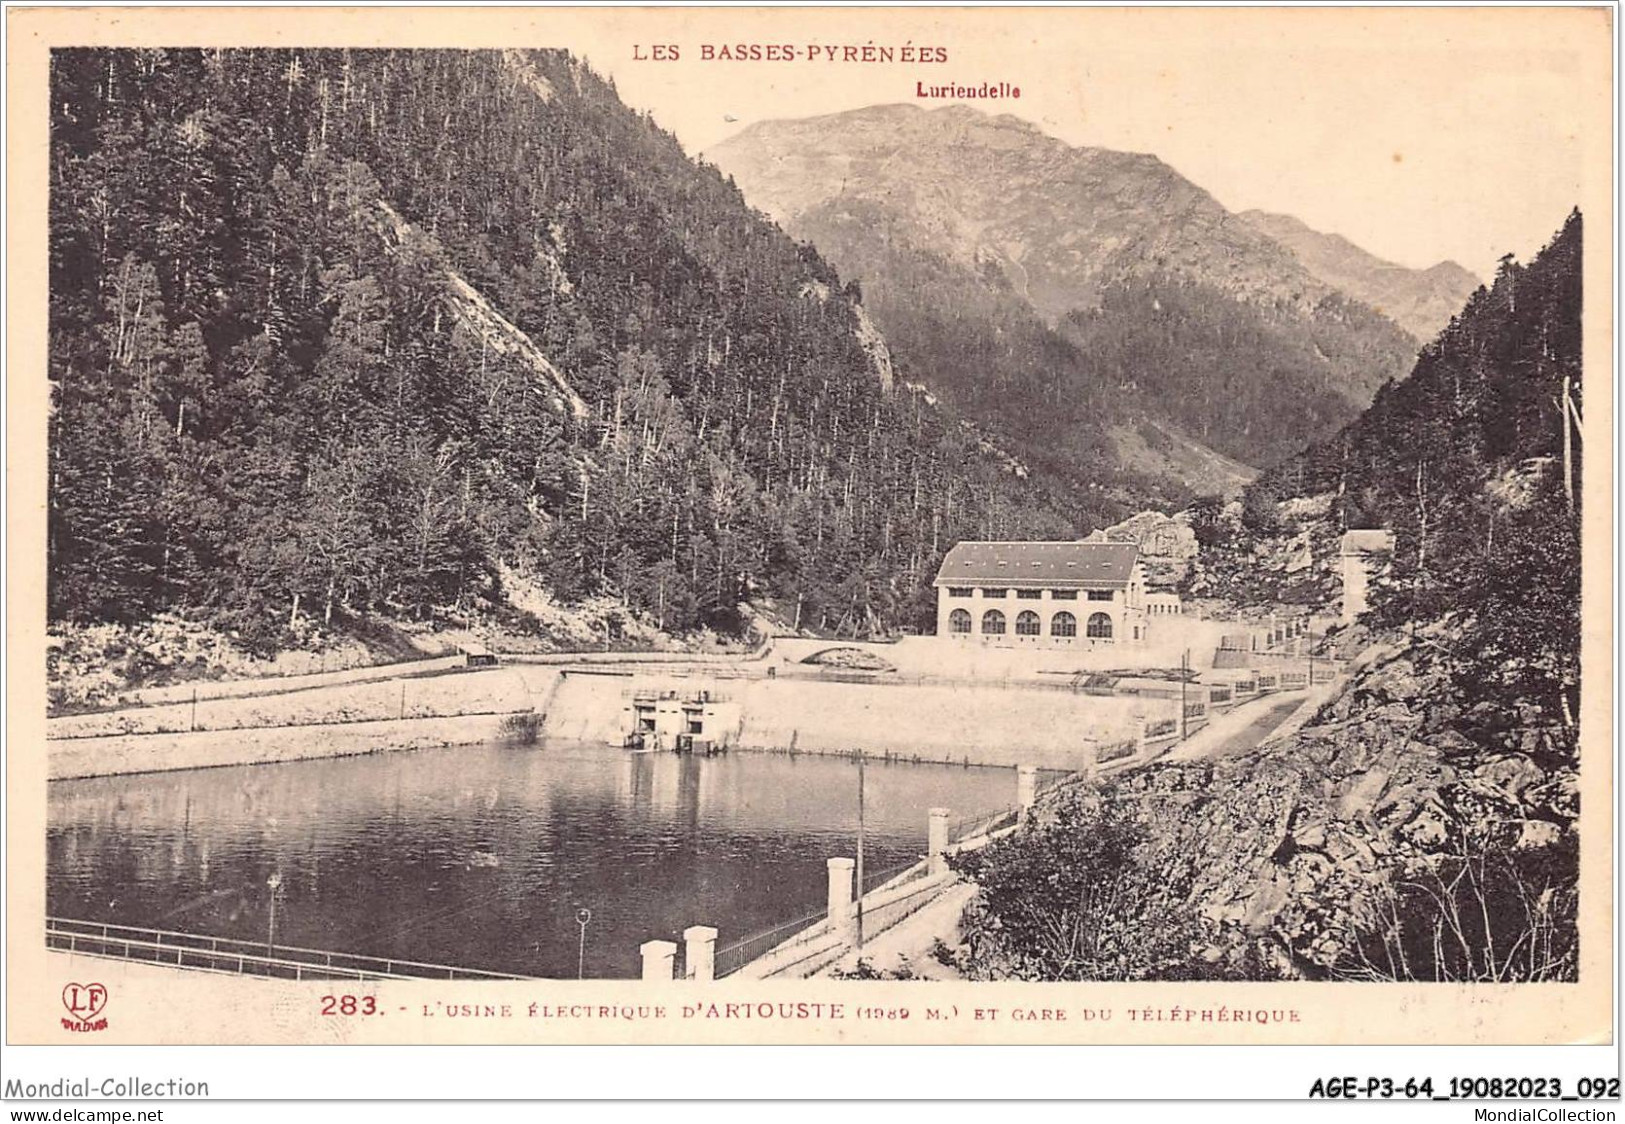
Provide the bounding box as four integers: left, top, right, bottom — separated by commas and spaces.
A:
48, 665, 562, 780
59, 635, 767, 716
539, 671, 1144, 771
49, 666, 544, 740
51, 658, 1162, 780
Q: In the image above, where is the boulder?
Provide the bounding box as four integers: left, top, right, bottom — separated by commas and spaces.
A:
1240, 871, 1293, 933
1106, 511, 1199, 567
1474, 755, 1548, 801
1333, 766, 1391, 819
1514, 820, 1564, 850
1322, 827, 1378, 870
1290, 852, 1334, 892
1400, 808, 1449, 848
1426, 728, 1477, 755
1523, 770, 1579, 821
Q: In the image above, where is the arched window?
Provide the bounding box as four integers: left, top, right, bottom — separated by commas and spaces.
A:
1086, 612, 1113, 639
981, 609, 1006, 636
1051, 611, 1077, 638
1015, 610, 1041, 636
949, 608, 972, 634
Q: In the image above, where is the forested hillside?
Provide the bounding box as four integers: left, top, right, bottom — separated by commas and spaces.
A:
791, 198, 1205, 509
1238, 209, 1481, 341
1258, 210, 1582, 756
48, 48, 1079, 651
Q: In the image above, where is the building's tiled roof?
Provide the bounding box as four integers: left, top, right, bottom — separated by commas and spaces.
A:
933, 541, 1140, 588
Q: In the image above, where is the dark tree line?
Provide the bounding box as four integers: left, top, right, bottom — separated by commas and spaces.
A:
1060, 275, 1418, 468
793, 194, 1418, 502
789, 198, 1166, 511
48, 48, 1078, 650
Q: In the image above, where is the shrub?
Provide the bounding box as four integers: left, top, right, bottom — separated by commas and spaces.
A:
830, 956, 918, 981
1335, 838, 1578, 982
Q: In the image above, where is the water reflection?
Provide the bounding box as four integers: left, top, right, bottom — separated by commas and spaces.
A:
48, 741, 1018, 978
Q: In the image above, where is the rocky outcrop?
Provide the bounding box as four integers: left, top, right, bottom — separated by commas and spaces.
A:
1181, 493, 1346, 610
375, 201, 589, 419
1106, 510, 1199, 584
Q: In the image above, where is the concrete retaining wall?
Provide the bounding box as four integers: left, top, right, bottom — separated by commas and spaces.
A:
96, 655, 469, 710
51, 659, 1183, 780
50, 667, 538, 740
538, 673, 1145, 771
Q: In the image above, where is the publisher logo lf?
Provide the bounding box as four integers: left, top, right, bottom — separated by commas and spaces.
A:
62, 982, 109, 1031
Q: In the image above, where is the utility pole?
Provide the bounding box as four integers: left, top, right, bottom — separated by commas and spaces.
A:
1307, 622, 1316, 689
1561, 375, 1573, 512
855, 750, 866, 949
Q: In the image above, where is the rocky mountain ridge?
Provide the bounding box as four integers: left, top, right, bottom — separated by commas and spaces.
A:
708, 103, 1423, 472
1238, 209, 1481, 340
712, 104, 1339, 319
48, 49, 1083, 654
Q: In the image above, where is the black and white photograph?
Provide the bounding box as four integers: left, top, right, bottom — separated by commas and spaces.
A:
4, 4, 1613, 1074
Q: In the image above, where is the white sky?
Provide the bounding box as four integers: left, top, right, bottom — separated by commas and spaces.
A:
580, 6, 1608, 282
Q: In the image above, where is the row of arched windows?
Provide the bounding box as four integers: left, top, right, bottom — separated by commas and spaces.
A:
949, 609, 1113, 639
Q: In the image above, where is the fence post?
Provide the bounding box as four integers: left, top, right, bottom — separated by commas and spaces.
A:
928, 808, 951, 876
683, 926, 718, 982
826, 857, 856, 941
640, 939, 677, 982
1016, 764, 1038, 819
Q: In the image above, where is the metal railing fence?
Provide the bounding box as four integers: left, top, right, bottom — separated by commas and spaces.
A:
47, 917, 532, 981
714, 906, 829, 979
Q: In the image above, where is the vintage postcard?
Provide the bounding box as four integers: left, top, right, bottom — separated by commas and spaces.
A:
3, 3, 1615, 1068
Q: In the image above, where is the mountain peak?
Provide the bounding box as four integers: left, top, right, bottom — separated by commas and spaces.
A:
708, 105, 1325, 322
1424, 259, 1481, 286
707, 104, 1424, 476
1237, 210, 1481, 339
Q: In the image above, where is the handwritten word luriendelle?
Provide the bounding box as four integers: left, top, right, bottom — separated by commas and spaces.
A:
632, 43, 950, 63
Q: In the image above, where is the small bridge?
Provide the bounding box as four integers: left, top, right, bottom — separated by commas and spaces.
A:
46, 917, 534, 981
